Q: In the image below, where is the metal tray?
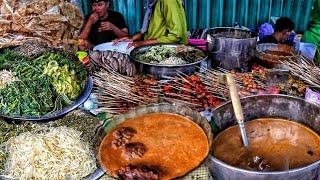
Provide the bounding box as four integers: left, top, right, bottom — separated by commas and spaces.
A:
0, 76, 93, 122
0, 47, 93, 122
256, 43, 300, 67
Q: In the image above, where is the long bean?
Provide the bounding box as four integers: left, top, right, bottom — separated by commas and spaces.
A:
0, 49, 87, 117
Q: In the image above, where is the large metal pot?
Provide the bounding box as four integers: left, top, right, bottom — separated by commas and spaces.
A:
130, 44, 208, 79
209, 95, 320, 180
206, 27, 257, 71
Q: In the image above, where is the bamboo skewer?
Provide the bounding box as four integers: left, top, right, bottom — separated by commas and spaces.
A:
93, 65, 271, 115
92, 69, 162, 115
195, 72, 229, 90
161, 71, 229, 103
207, 67, 265, 85
163, 97, 202, 107
282, 57, 320, 89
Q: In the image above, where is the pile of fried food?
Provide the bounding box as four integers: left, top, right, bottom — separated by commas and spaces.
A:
257, 44, 299, 66
200, 67, 266, 97
88, 50, 137, 76
0, 0, 83, 50
251, 64, 308, 97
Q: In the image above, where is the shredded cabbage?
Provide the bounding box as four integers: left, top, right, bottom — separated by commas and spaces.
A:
0, 70, 17, 89
43, 61, 81, 100
158, 57, 187, 65
2, 126, 96, 180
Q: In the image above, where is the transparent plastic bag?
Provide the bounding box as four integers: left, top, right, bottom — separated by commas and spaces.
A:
0, 0, 84, 50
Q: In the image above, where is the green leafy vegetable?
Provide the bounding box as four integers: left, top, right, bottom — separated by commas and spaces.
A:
0, 49, 87, 117
136, 45, 205, 64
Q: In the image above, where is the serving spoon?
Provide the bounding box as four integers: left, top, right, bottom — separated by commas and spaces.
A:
221, 73, 271, 171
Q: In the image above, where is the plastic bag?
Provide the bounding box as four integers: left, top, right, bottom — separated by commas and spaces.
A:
93, 42, 134, 55
0, 0, 84, 50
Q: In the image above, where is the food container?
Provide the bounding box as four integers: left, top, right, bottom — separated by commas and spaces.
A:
130, 44, 208, 79
209, 95, 320, 180
0, 77, 93, 122
90, 103, 212, 179
0, 47, 93, 122
188, 39, 207, 51
256, 43, 300, 67
206, 27, 257, 70
188, 39, 207, 46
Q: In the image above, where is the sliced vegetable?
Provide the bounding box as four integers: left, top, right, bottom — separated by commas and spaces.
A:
43, 60, 81, 100
0, 50, 87, 117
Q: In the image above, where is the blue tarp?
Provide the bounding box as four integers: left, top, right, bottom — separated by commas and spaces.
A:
79, 0, 313, 34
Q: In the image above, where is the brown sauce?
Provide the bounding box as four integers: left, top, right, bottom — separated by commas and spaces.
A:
212, 118, 320, 171
99, 113, 209, 179
264, 50, 293, 56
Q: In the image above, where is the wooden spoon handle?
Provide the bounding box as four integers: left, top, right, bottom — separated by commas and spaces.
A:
226, 73, 248, 146
226, 73, 244, 123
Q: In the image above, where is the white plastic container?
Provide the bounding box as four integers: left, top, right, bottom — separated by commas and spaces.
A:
299, 42, 317, 61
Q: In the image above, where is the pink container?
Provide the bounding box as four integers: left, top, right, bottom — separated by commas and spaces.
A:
197, 45, 207, 51
188, 38, 207, 45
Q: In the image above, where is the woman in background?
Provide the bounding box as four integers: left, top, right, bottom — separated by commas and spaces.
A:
114, 0, 188, 48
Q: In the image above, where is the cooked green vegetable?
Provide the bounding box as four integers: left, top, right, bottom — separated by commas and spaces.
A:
0, 75, 54, 116
136, 45, 205, 65
138, 45, 176, 63
0, 49, 87, 117
34, 52, 87, 90
0, 50, 26, 70
43, 61, 81, 100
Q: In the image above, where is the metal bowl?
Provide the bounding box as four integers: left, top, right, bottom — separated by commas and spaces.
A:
90, 103, 212, 179
256, 43, 300, 67
209, 95, 320, 180
130, 44, 208, 79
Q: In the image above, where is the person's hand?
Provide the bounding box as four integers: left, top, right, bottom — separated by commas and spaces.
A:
127, 41, 144, 49
98, 21, 114, 32
78, 39, 90, 50
112, 36, 132, 45
88, 13, 99, 25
